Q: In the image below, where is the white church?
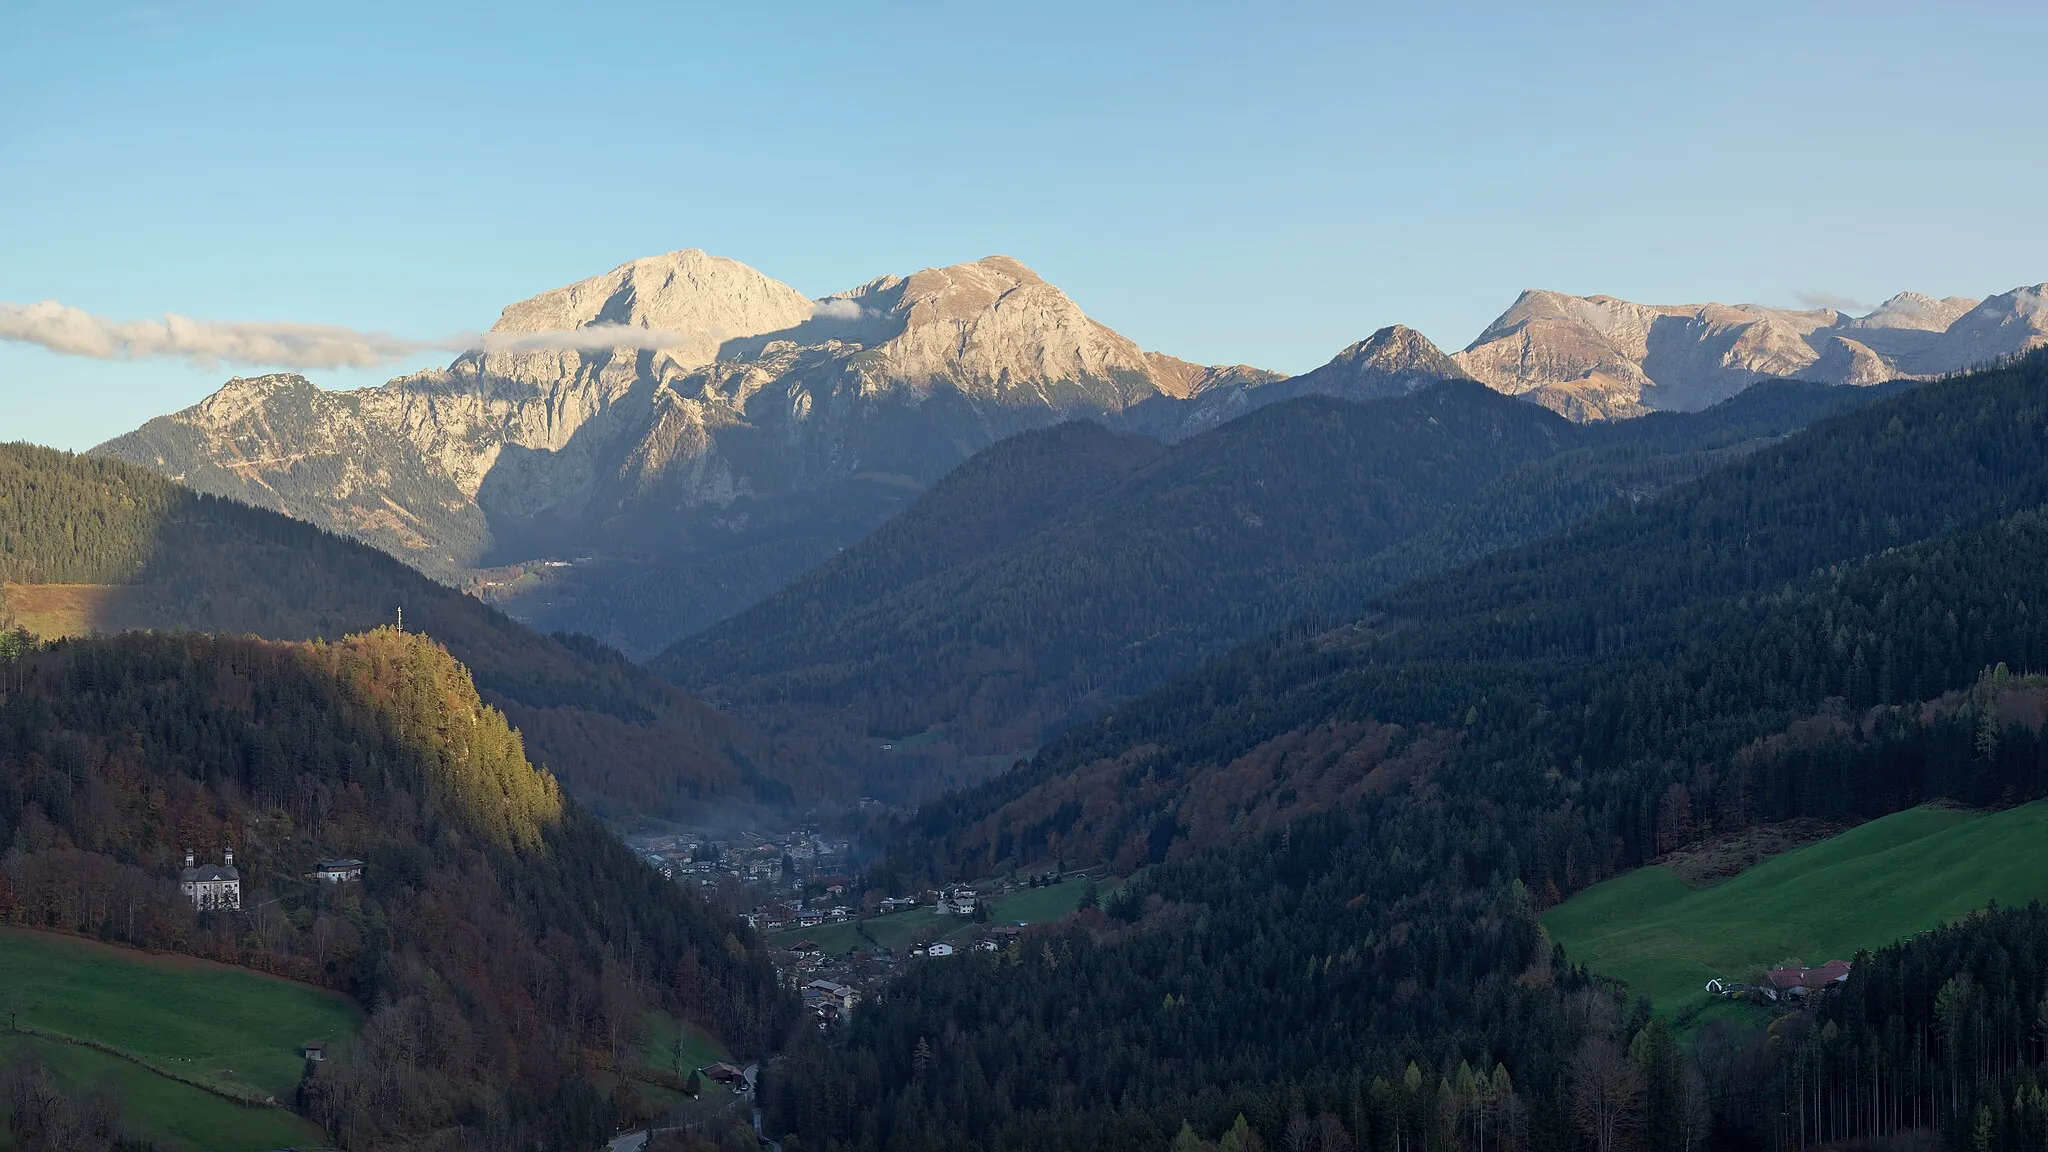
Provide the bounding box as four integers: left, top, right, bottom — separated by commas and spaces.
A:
180, 848, 241, 911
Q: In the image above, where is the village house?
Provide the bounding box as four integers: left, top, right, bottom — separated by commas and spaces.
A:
180, 849, 241, 911
1767, 960, 1853, 999
313, 858, 364, 883
803, 979, 860, 1014
700, 1062, 748, 1090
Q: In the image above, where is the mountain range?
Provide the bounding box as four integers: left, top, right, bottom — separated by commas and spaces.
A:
655, 376, 1893, 798
93, 250, 2048, 657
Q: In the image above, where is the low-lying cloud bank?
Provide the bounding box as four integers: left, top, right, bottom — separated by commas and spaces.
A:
0, 297, 853, 371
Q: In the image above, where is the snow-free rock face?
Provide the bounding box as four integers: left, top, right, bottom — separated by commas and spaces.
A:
1270, 325, 1473, 402
96, 252, 1274, 650
97, 375, 487, 576
95, 250, 2048, 654
1453, 285, 2048, 419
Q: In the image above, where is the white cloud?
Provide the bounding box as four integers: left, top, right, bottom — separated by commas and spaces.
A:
1792, 290, 1873, 315
809, 297, 864, 321
0, 300, 705, 371
476, 323, 704, 354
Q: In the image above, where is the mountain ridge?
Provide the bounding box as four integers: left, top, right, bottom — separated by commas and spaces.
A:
93, 252, 2048, 654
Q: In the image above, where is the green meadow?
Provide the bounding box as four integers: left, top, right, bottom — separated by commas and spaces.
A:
0, 927, 361, 1102
0, 1033, 324, 1151
642, 1012, 733, 1078
1543, 801, 2048, 1019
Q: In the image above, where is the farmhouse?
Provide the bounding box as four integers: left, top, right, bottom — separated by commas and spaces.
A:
701, 1062, 747, 1086
1767, 960, 1853, 998
314, 858, 364, 883
180, 849, 241, 911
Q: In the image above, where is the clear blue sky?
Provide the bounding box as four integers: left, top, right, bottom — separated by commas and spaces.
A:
3, 1, 2043, 451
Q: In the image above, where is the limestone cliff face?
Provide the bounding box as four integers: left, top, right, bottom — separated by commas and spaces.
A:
1454, 285, 2048, 419
94, 252, 1269, 648
94, 251, 2048, 653
96, 375, 486, 576
357, 250, 819, 503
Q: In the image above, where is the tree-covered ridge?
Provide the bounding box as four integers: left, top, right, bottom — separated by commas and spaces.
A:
883, 352, 2048, 880
0, 628, 792, 1148
0, 446, 181, 586
659, 378, 1890, 797
311, 628, 564, 852
0, 441, 804, 814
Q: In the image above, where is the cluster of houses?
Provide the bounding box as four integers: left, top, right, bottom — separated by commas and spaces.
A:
748, 895, 854, 934
1706, 960, 1853, 1003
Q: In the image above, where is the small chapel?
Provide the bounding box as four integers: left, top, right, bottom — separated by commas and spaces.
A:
180, 848, 242, 911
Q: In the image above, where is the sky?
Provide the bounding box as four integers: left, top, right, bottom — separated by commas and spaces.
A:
3, 0, 2045, 451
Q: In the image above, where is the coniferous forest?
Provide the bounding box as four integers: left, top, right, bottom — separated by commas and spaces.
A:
759, 351, 2048, 1152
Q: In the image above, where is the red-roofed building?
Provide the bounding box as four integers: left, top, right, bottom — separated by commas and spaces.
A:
1767, 960, 1852, 997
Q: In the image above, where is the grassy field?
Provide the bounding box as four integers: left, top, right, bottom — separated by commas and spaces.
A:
989, 877, 1095, 925
0, 582, 157, 639
0, 927, 361, 1101
0, 1034, 324, 1151
642, 1012, 732, 1078
1543, 802, 2048, 1020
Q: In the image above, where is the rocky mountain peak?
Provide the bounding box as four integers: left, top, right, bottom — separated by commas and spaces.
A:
483, 249, 817, 370
1936, 284, 2048, 365
1261, 325, 1471, 407
191, 373, 324, 423
1849, 291, 1981, 333
831, 256, 1158, 405
1334, 325, 1471, 375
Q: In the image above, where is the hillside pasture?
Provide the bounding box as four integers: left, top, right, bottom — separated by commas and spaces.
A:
0, 582, 158, 639
1542, 802, 2048, 1018
0, 1034, 324, 1151
0, 927, 361, 1102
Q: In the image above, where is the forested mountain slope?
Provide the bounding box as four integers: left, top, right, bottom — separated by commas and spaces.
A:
765, 357, 2048, 1151
883, 352, 2048, 879
0, 628, 792, 1149
660, 378, 1892, 798
0, 444, 805, 816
